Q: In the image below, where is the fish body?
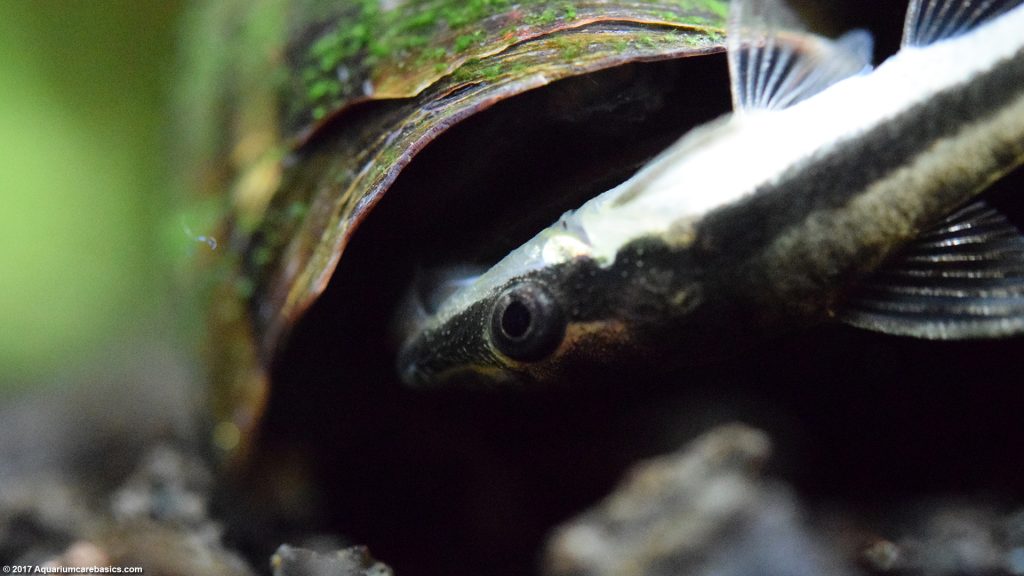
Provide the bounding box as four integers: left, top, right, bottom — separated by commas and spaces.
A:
399, 0, 1024, 386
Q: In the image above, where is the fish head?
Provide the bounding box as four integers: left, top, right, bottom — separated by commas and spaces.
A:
397, 237, 706, 387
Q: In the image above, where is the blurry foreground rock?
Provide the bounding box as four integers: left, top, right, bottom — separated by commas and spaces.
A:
0, 332, 254, 575
858, 503, 1024, 575
544, 423, 1024, 576
2, 363, 1022, 576
0, 444, 252, 576
0, 440, 400, 576
0, 327, 400, 576
271, 544, 393, 576
543, 424, 852, 576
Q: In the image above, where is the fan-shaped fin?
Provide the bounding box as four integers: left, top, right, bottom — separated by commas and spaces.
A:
840, 201, 1024, 339
902, 0, 1024, 47
728, 0, 873, 112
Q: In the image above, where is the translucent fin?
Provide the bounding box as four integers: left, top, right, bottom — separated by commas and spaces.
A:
840, 201, 1024, 339
392, 264, 485, 348
902, 0, 1023, 47
413, 265, 485, 315
728, 0, 873, 112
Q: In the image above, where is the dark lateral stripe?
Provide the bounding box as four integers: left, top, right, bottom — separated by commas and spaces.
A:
695, 43, 1024, 267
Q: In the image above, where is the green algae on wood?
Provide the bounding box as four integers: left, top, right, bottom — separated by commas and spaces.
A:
287, 0, 727, 139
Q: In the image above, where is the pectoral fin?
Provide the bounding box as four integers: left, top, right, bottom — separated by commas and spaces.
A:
840, 201, 1024, 339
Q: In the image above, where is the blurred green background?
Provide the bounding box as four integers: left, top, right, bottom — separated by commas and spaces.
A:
0, 2, 188, 389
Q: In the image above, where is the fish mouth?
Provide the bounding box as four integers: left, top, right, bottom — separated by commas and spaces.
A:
395, 336, 465, 388
397, 333, 523, 388
396, 337, 432, 387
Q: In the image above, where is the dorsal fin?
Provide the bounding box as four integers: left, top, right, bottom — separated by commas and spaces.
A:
902, 0, 1024, 47
728, 0, 873, 112
840, 200, 1024, 339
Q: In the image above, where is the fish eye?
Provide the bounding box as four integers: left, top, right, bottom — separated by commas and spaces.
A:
489, 281, 566, 362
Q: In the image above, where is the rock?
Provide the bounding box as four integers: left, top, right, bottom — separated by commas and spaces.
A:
111, 445, 213, 526
0, 444, 254, 576
860, 502, 1024, 576
271, 544, 394, 576
101, 446, 253, 576
543, 423, 852, 576
0, 477, 93, 565
101, 519, 253, 576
